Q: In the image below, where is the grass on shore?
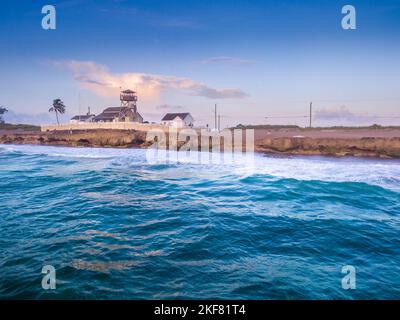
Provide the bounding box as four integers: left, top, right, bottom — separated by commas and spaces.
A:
233, 124, 400, 130
234, 124, 300, 129
0, 123, 41, 131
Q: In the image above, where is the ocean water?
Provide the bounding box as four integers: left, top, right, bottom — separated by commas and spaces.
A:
0, 144, 399, 299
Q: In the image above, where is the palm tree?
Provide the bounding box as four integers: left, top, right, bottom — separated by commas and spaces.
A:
0, 106, 8, 124
49, 99, 66, 125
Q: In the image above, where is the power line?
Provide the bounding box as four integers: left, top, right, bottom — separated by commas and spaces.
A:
370, 116, 400, 118
265, 116, 308, 118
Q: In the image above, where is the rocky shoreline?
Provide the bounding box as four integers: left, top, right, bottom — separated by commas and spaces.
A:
0, 129, 148, 148
255, 136, 400, 158
1, 128, 400, 159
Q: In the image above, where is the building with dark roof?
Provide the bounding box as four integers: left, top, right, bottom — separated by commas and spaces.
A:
93, 106, 143, 123
92, 89, 143, 123
161, 113, 194, 128
70, 107, 95, 123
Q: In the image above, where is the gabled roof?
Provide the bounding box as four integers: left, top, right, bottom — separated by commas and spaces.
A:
136, 112, 143, 118
103, 107, 126, 113
161, 113, 191, 121
92, 107, 129, 120
93, 114, 117, 121
71, 114, 94, 120
93, 106, 142, 121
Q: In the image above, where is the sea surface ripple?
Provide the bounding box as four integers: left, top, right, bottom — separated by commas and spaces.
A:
0, 144, 399, 299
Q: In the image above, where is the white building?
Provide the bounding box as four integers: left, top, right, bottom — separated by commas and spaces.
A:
70, 112, 95, 124
93, 90, 143, 123
92, 107, 143, 123
161, 113, 194, 128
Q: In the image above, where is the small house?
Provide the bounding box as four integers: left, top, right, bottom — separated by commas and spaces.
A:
70, 108, 95, 124
92, 107, 143, 123
161, 113, 194, 128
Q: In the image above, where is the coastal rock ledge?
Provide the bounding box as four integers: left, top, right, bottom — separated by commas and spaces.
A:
255, 137, 400, 158
1, 127, 400, 159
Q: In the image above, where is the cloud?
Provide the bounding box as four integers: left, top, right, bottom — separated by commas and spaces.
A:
201, 56, 254, 65
53, 60, 248, 100
192, 86, 248, 99
314, 106, 376, 123
156, 104, 184, 110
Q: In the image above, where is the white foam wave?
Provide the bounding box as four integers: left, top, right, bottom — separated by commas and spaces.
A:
1, 144, 399, 192
252, 155, 400, 192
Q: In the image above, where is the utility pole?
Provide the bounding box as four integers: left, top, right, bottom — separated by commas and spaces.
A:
218, 114, 221, 131
309, 102, 312, 128
78, 91, 81, 122
214, 104, 217, 130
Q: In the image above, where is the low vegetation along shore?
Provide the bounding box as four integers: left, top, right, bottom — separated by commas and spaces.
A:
1, 123, 400, 159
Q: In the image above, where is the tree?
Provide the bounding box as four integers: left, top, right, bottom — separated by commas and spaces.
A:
0, 106, 8, 124
49, 99, 66, 125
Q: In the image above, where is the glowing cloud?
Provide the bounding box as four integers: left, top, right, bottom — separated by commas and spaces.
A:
314, 106, 375, 122
54, 60, 248, 101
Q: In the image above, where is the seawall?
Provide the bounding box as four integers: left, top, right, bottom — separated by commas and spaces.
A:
2, 127, 400, 158
41, 122, 167, 132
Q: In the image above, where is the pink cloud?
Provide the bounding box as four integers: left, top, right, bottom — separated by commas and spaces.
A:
53, 60, 248, 101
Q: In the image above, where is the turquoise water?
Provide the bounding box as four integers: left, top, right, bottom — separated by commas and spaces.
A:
0, 144, 399, 299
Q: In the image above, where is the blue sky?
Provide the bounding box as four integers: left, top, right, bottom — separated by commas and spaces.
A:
1, 0, 400, 126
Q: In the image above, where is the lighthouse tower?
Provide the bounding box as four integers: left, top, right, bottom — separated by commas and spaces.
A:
120, 89, 138, 113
